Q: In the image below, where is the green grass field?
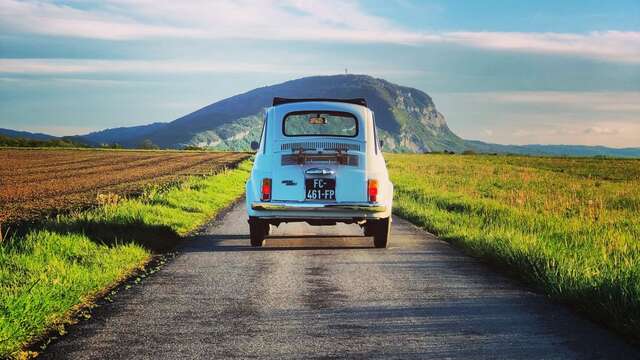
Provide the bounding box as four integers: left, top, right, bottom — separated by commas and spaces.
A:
3, 152, 639, 356
0, 160, 251, 358
387, 153, 640, 340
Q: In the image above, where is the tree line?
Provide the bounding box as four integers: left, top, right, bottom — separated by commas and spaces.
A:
0, 135, 88, 148
0, 135, 208, 151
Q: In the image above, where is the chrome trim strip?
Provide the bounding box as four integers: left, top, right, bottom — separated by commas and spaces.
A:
305, 168, 336, 176
251, 201, 386, 212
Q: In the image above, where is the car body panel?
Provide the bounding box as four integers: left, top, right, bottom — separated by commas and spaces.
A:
246, 100, 393, 222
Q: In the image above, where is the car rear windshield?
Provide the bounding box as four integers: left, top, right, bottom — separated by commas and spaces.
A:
283, 111, 358, 137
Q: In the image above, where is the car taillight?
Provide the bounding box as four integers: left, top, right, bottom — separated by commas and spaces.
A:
368, 179, 378, 203
261, 178, 272, 201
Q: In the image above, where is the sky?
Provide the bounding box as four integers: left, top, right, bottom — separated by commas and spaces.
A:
0, 0, 639, 147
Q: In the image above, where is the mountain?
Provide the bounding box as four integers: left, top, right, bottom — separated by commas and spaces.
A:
0, 131, 88, 148
0, 128, 58, 141
78, 122, 167, 146
82, 74, 464, 152
465, 140, 640, 158
2, 75, 638, 157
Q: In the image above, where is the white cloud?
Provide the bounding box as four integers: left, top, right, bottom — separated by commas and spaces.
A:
0, 58, 426, 77
433, 91, 640, 147
442, 31, 640, 64
472, 91, 640, 114
0, 0, 203, 40
484, 117, 638, 147
0, 58, 289, 74
0, 0, 425, 43
0, 76, 147, 87
584, 126, 619, 135
512, 129, 532, 138
1, 0, 639, 63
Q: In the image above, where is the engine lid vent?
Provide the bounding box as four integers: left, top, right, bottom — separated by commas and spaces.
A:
281, 142, 360, 152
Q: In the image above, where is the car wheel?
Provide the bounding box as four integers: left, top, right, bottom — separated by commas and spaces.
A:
363, 223, 375, 237
371, 217, 390, 248
249, 219, 265, 247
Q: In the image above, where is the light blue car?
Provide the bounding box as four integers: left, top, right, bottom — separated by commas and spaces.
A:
246, 97, 393, 248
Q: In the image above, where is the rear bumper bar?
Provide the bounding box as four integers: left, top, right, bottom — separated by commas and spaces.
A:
251, 201, 386, 213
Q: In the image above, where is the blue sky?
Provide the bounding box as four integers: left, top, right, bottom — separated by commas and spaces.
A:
0, 0, 639, 147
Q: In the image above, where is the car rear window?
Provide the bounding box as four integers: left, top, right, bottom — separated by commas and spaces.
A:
283, 111, 358, 137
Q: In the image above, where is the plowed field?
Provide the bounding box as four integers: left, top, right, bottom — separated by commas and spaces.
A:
0, 149, 250, 225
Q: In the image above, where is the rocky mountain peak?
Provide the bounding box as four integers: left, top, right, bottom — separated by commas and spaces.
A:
80, 74, 465, 152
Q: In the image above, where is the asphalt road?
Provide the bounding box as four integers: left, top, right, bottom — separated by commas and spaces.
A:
42, 202, 639, 359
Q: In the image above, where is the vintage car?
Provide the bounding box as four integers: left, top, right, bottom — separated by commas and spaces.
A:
246, 97, 393, 247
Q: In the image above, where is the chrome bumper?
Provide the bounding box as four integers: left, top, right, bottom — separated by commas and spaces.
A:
251, 201, 387, 213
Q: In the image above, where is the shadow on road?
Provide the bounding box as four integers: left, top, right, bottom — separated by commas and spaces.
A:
183, 233, 376, 252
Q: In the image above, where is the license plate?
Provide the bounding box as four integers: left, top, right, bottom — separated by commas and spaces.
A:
305, 178, 336, 201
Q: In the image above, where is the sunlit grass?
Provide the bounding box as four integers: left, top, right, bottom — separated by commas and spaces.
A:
387, 153, 640, 339
0, 160, 251, 358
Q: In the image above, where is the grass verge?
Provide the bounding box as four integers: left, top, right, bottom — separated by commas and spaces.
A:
0, 160, 251, 358
387, 153, 640, 342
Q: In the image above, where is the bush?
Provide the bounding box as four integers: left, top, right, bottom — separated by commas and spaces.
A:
139, 139, 159, 150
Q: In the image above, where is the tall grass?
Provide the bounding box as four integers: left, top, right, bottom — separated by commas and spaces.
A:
0, 160, 251, 358
387, 154, 640, 340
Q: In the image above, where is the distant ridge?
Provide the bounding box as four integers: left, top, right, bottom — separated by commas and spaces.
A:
0, 128, 58, 141
78, 122, 167, 146
1, 75, 638, 157
465, 140, 640, 158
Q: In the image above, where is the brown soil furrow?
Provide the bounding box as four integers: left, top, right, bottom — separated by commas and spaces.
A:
0, 149, 250, 224
0, 151, 111, 172
5, 155, 221, 195
4, 162, 192, 201
8, 155, 147, 176
5, 153, 201, 184
1, 152, 162, 176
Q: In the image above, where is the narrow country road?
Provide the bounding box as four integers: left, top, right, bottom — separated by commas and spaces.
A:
42, 202, 638, 359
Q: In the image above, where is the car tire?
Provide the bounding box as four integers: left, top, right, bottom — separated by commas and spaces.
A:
363, 223, 375, 237
371, 217, 390, 248
249, 219, 265, 247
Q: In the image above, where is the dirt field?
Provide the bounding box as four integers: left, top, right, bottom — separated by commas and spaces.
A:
0, 149, 250, 225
